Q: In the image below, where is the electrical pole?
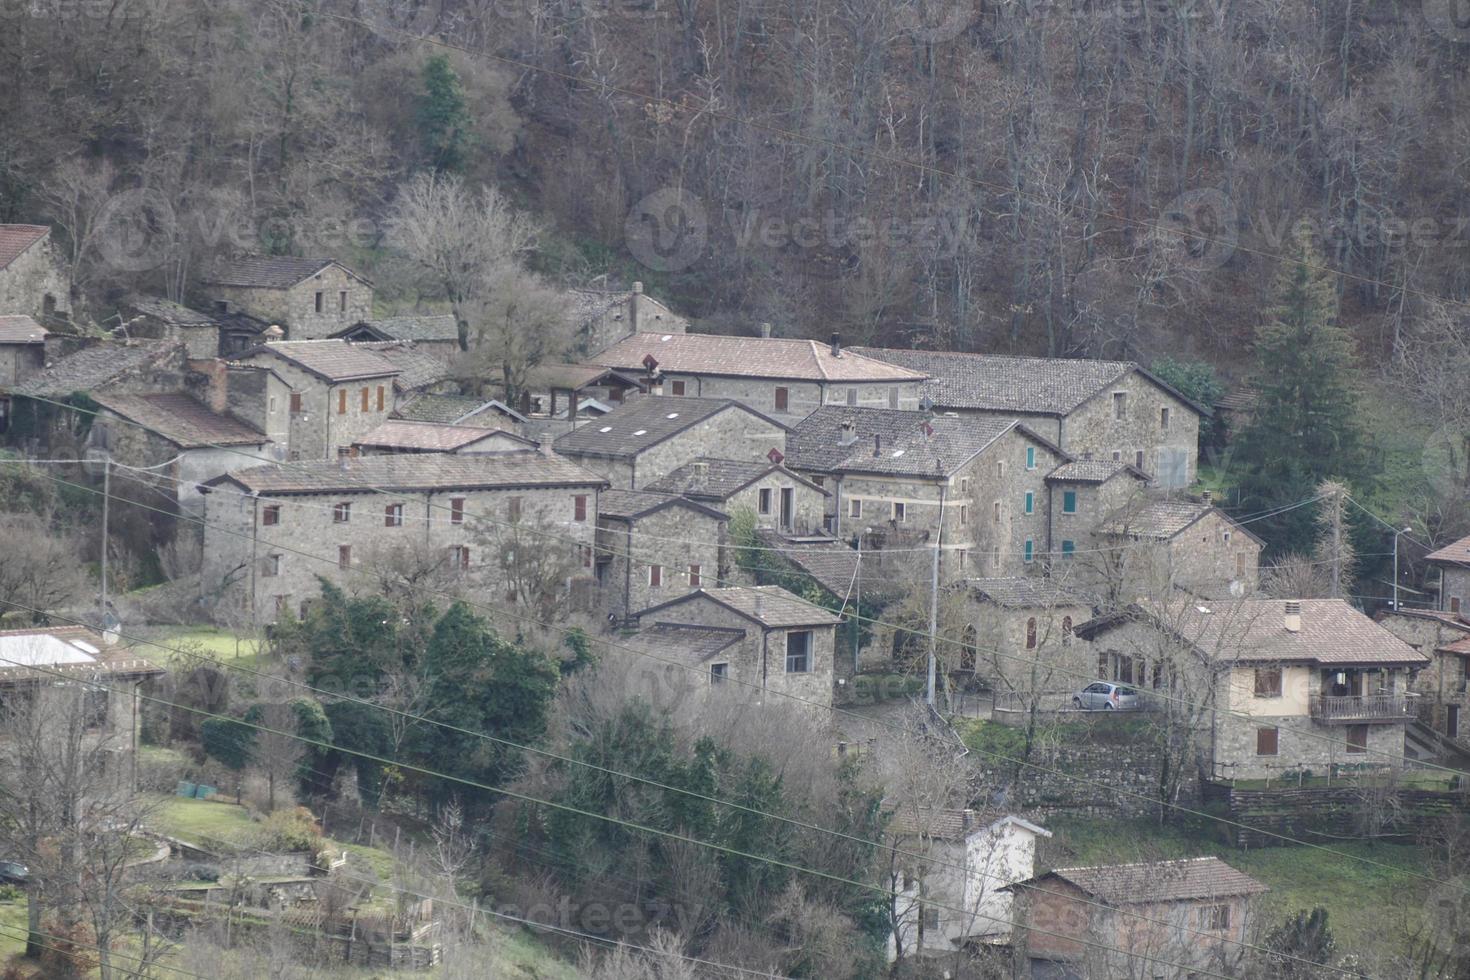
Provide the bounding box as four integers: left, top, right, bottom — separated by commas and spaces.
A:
852, 533, 862, 674
100, 454, 110, 618
926, 487, 944, 707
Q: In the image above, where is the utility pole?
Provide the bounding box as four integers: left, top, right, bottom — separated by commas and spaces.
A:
852, 533, 862, 674
100, 454, 110, 618
926, 488, 944, 707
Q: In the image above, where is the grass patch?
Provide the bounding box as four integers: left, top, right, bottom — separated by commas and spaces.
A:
0, 900, 27, 958
133, 627, 266, 669
958, 717, 1155, 763
149, 795, 259, 845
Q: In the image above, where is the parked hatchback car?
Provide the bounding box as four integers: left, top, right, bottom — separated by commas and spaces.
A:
1072, 682, 1139, 711
0, 861, 29, 886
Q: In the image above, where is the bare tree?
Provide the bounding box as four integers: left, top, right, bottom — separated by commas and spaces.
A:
0, 514, 88, 624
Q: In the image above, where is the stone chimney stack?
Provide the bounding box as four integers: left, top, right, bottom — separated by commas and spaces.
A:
754, 592, 765, 620
830, 331, 842, 357
630, 281, 643, 332
1202, 489, 1212, 506
839, 419, 856, 447
760, 322, 772, 339
1284, 600, 1302, 633
873, 434, 882, 457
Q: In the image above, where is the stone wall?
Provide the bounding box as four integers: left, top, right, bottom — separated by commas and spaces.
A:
0, 231, 70, 320
1058, 370, 1200, 487
631, 408, 787, 488
598, 504, 725, 620
969, 599, 1094, 696
660, 374, 921, 420
208, 265, 372, 340
0, 343, 44, 386
730, 471, 826, 536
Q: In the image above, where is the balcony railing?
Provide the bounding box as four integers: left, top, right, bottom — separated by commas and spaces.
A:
1310, 694, 1416, 723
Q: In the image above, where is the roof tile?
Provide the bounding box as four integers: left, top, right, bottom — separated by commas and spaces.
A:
92, 392, 267, 448
0, 225, 49, 271
354, 420, 533, 453
10, 341, 185, 398
214, 451, 606, 495
0, 315, 47, 345
554, 397, 784, 460
1041, 857, 1267, 904
238, 340, 399, 382
203, 256, 338, 289
594, 332, 927, 383
789, 407, 1022, 477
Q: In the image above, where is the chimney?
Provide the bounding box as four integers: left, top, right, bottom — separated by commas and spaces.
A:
567, 391, 579, 420
873, 434, 882, 457
839, 419, 857, 447
830, 331, 842, 357
632, 281, 643, 294
630, 281, 642, 331
1201, 489, 1212, 506
1284, 600, 1302, 633
188, 358, 230, 414
760, 322, 772, 339
754, 592, 765, 620
263, 324, 284, 341
692, 461, 709, 477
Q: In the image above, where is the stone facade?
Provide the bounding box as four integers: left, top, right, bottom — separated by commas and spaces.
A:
0, 228, 70, 321
574, 282, 689, 358
229, 353, 395, 461
224, 367, 293, 449
658, 374, 921, 420
597, 501, 727, 621
0, 341, 44, 388
728, 469, 827, 535
967, 594, 1095, 698
206, 264, 372, 340
1440, 566, 1470, 615
1378, 611, 1470, 749
559, 406, 788, 490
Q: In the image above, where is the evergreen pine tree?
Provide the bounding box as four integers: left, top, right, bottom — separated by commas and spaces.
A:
417, 54, 471, 173
1233, 228, 1370, 555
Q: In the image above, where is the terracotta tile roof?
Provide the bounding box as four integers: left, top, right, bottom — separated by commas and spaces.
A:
753, 530, 900, 600
632, 623, 746, 662
92, 392, 268, 448
354, 420, 533, 453
788, 407, 1024, 477
525, 363, 645, 392
1046, 460, 1135, 484
0, 315, 47, 344
1426, 533, 1470, 568
965, 577, 1091, 609
647, 458, 825, 501
1099, 499, 1219, 540
393, 393, 526, 426
202, 256, 342, 289
637, 585, 842, 629
239, 340, 399, 382
351, 341, 451, 391
1438, 636, 1470, 656
123, 295, 217, 327
210, 451, 606, 495
0, 225, 49, 270
1037, 857, 1267, 905
593, 332, 927, 383
554, 397, 785, 460
10, 341, 184, 398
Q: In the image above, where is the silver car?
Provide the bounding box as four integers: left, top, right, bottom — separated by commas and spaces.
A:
1072, 682, 1139, 711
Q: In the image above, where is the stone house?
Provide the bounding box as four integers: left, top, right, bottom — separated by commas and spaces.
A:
229, 341, 400, 461
330, 314, 460, 361
570, 281, 689, 358
518, 363, 648, 419
0, 315, 46, 394
393, 393, 527, 430
629, 585, 842, 708
596, 490, 728, 622
1091, 494, 1262, 603
787, 407, 1068, 582
349, 341, 454, 397
200, 257, 373, 341
960, 578, 1094, 707
1075, 599, 1429, 780
1042, 459, 1149, 589
852, 348, 1205, 489
591, 331, 927, 420
1425, 533, 1470, 615
552, 396, 789, 490
645, 456, 828, 536
1376, 609, 1470, 754
120, 296, 221, 358
201, 452, 607, 623
1008, 857, 1267, 979
353, 420, 536, 456
0, 626, 164, 753
0, 224, 70, 322
884, 807, 1050, 962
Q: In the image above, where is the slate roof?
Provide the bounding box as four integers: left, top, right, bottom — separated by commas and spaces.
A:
393, 393, 527, 426
851, 347, 1208, 416
1426, 533, 1470, 569
123, 295, 217, 327
637, 585, 842, 629
752, 530, 898, 600
554, 397, 786, 460
210, 452, 606, 495
1030, 858, 1267, 905
239, 341, 399, 382
594, 332, 927, 383
10, 341, 184, 398
1081, 598, 1430, 667
596, 489, 727, 522
345, 314, 458, 343
92, 392, 268, 448
965, 577, 1090, 609
788, 407, 1026, 478
354, 420, 533, 453
1099, 499, 1260, 545
351, 341, 451, 391
633, 623, 745, 662
203, 256, 348, 290
0, 315, 46, 344
0, 225, 49, 271
1046, 460, 1136, 484
647, 457, 826, 501
885, 806, 1051, 842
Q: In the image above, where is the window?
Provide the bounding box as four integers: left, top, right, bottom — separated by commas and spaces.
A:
1253, 668, 1282, 698
1024, 491, 1034, 515
268, 395, 277, 415
384, 504, 403, 527
1111, 450, 1122, 461
1112, 391, 1126, 419
1346, 725, 1369, 754
759, 488, 773, 515
1452, 596, 1462, 614
333, 502, 352, 523
991, 546, 1000, 569
450, 545, 471, 570
846, 388, 858, 406
290, 392, 303, 414
849, 498, 862, 519
774, 387, 789, 412
449, 497, 466, 525
315, 290, 324, 313
1062, 491, 1077, 514
338, 389, 347, 415
581, 545, 593, 568
959, 505, 968, 525
338, 545, 352, 569
299, 600, 312, 620
1024, 539, 1034, 563
1236, 553, 1247, 578
263, 554, 281, 577
649, 565, 662, 588
670, 380, 686, 396
993, 501, 1001, 523
1062, 616, 1073, 644
361, 387, 370, 412
921, 906, 940, 931
1061, 540, 1075, 559
689, 564, 701, 588
262, 505, 281, 526
710, 662, 728, 684
889, 388, 899, 408
1025, 618, 1037, 650
338, 290, 348, 313
1198, 904, 1231, 931
574, 495, 588, 522
274, 595, 289, 619
786, 630, 812, 673
1026, 446, 1036, 470
377, 386, 385, 411
960, 477, 970, 494
1160, 407, 1171, 430
958, 549, 968, 570
1135, 450, 1145, 470
892, 502, 906, 522
995, 460, 1005, 479
1256, 727, 1279, 756
507, 496, 522, 522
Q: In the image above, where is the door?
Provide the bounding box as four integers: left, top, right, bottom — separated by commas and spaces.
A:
1449, 705, 1460, 739
780, 487, 794, 531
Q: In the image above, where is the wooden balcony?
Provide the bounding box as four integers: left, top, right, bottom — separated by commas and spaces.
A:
1310, 694, 1416, 724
